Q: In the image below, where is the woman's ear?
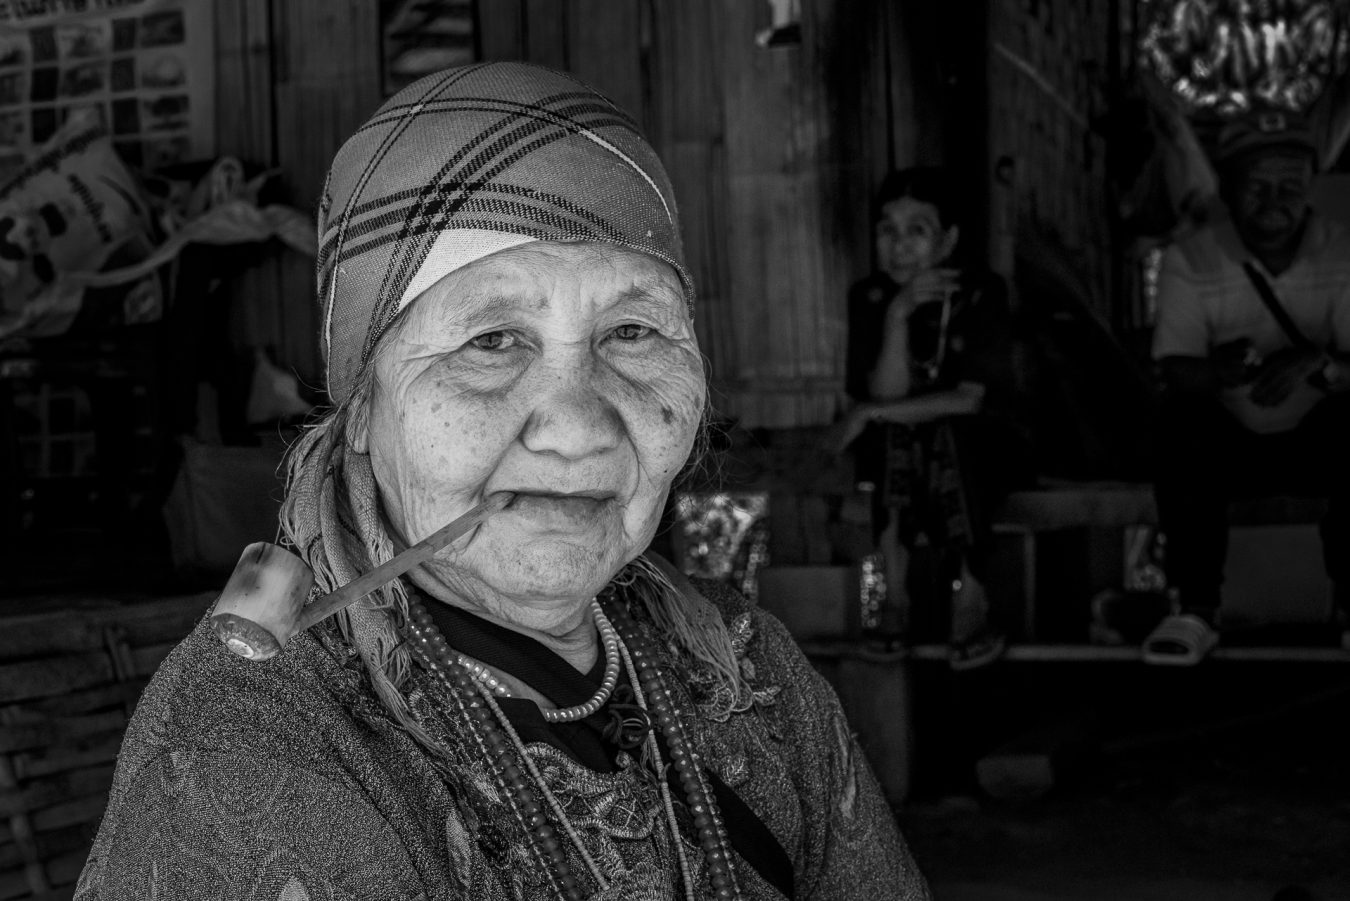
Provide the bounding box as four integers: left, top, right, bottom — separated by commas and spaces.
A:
936, 225, 961, 264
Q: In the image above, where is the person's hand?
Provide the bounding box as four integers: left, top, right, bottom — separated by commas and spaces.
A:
951, 381, 986, 415
1211, 338, 1259, 388
1249, 346, 1325, 407
825, 406, 872, 456
886, 268, 960, 327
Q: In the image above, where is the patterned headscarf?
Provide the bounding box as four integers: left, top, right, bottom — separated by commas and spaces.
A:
317, 60, 693, 405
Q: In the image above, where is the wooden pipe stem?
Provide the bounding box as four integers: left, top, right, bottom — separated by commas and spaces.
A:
212, 492, 514, 660
295, 490, 515, 632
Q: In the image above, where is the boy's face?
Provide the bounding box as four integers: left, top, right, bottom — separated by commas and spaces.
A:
875, 197, 957, 285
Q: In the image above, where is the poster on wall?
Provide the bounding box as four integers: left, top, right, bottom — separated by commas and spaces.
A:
0, 0, 215, 180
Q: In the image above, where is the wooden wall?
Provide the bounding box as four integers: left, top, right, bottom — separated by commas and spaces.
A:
476, 0, 956, 428
213, 0, 382, 389
209, 0, 961, 427
986, 0, 1115, 317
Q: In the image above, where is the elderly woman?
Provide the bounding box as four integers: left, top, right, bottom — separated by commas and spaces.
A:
76, 63, 930, 901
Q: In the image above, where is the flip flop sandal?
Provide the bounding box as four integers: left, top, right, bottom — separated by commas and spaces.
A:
949, 630, 1006, 671
1142, 613, 1218, 666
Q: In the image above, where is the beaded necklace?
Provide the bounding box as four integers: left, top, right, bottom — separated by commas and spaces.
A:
402, 593, 744, 900
423, 598, 622, 722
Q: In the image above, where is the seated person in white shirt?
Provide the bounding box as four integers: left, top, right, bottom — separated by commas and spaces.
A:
1147, 105, 1350, 664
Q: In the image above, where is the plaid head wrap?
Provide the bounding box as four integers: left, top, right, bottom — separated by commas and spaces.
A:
317, 61, 693, 404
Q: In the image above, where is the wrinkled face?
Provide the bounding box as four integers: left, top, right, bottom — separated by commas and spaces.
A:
361, 241, 704, 617
874, 197, 958, 286
1228, 152, 1314, 253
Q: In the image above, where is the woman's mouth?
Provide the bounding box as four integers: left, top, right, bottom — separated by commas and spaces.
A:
504, 491, 614, 530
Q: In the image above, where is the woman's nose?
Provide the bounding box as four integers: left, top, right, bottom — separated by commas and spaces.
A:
519, 360, 624, 460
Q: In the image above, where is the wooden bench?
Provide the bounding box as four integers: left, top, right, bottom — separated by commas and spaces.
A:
993, 482, 1159, 639
0, 594, 211, 901
993, 481, 1331, 640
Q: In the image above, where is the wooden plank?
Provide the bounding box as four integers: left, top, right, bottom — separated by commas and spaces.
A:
647, 0, 721, 144
11, 733, 123, 782
1, 682, 145, 722
0, 594, 206, 659
0, 868, 32, 899
0, 657, 114, 706
644, 1, 740, 411
523, 0, 568, 70
813, 0, 891, 315
28, 794, 108, 836
0, 597, 206, 662
94, 595, 211, 647
476, 0, 525, 60
213, 0, 275, 164
666, 141, 732, 379
29, 887, 75, 901
0, 826, 85, 873
0, 617, 105, 661
270, 0, 382, 386
214, 0, 287, 376
41, 848, 86, 889
0, 755, 44, 898
0, 766, 116, 820
129, 642, 179, 678
566, 0, 644, 123
0, 711, 126, 756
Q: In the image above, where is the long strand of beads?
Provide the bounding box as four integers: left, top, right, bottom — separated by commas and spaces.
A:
404, 624, 582, 901
604, 598, 744, 901
405, 601, 509, 697
473, 678, 610, 893
618, 635, 697, 901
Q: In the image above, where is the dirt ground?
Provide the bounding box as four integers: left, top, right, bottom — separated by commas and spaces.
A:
896, 660, 1350, 901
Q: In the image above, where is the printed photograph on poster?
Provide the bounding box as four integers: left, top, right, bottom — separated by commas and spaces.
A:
0, 0, 214, 182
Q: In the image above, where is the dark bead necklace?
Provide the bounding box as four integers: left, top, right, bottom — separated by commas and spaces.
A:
603, 595, 743, 900
402, 592, 743, 900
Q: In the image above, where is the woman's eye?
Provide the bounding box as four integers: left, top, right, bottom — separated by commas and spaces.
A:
611, 323, 653, 341
468, 330, 515, 351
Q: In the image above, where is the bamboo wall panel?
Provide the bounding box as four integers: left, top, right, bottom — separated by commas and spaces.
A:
644, 0, 734, 406
214, 0, 290, 386
523, 0, 569, 71
271, 0, 383, 387
477, 0, 525, 60
567, 0, 645, 127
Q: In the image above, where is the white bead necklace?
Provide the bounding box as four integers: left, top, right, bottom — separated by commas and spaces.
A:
406, 597, 623, 723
